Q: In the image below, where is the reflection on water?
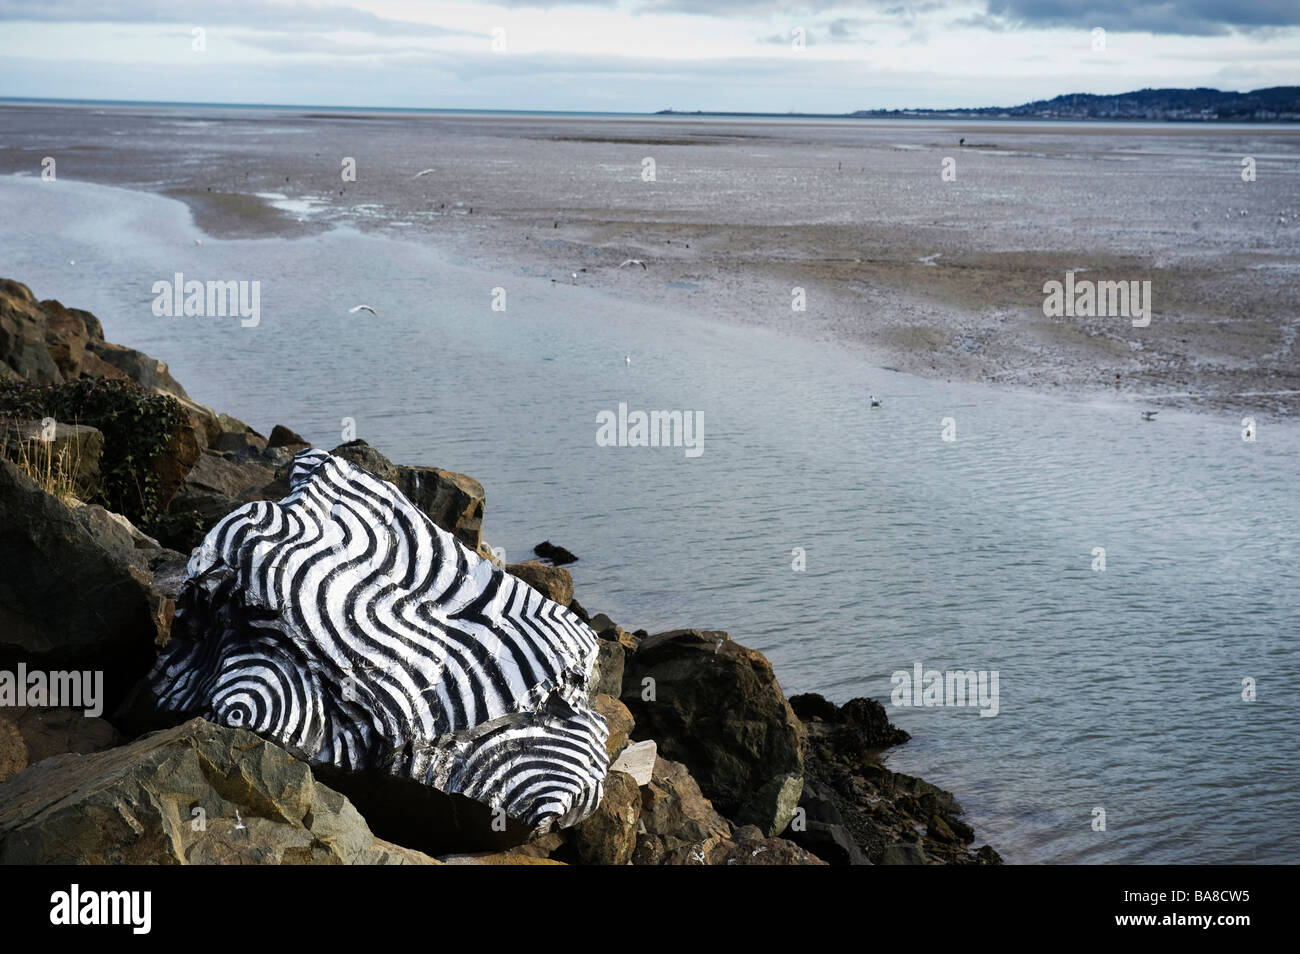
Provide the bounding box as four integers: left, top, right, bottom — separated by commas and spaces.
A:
3, 176, 1297, 864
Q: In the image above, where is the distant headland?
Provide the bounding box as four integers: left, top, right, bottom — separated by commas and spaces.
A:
657, 86, 1300, 123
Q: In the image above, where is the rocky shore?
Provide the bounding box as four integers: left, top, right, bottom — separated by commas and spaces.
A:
0, 277, 1001, 865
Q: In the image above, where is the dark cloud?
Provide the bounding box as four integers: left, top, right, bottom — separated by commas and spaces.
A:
0, 0, 457, 36
984, 1, 1300, 36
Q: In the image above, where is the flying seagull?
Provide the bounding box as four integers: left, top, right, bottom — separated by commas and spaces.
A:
619, 259, 647, 269
1141, 411, 1157, 421
348, 305, 377, 315
413, 168, 435, 178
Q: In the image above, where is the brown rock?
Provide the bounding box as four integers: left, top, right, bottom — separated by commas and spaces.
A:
0, 707, 122, 782
0, 718, 438, 865
592, 693, 634, 760
267, 424, 308, 448
569, 770, 640, 865
635, 756, 732, 863
506, 560, 573, 606
0, 280, 61, 384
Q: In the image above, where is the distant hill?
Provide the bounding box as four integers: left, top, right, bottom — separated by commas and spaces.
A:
657, 87, 1300, 122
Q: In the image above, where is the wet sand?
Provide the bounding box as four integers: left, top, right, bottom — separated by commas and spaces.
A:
3, 103, 1298, 415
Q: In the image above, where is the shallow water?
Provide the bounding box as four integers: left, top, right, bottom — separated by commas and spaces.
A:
3, 175, 1297, 864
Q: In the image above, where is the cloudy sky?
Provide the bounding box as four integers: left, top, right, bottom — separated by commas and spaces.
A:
0, 1, 1296, 112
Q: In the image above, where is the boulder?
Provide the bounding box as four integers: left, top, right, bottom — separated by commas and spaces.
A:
0, 718, 437, 864
0, 460, 173, 709
733, 772, 803, 838
534, 540, 577, 565
0, 280, 61, 384
0, 707, 123, 783
621, 629, 805, 819
592, 693, 634, 759
610, 739, 656, 785
147, 449, 608, 854
84, 339, 190, 400
784, 776, 869, 865
633, 756, 732, 864
39, 299, 96, 380
590, 637, 625, 699
708, 827, 828, 866
506, 561, 573, 606
568, 770, 640, 865
267, 424, 308, 448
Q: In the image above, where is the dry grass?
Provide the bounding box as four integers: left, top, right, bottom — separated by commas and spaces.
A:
0, 419, 84, 501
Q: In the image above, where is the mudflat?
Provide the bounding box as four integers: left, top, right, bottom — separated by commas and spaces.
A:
3, 103, 1296, 414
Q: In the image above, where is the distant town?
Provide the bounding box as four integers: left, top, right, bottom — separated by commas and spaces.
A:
659, 86, 1300, 122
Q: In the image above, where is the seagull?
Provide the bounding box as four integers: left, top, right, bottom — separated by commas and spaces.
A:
348, 305, 377, 315
625, 353, 631, 366
1141, 411, 1157, 421
619, 259, 647, 269
870, 395, 881, 407
194, 239, 202, 246
68, 260, 75, 265
413, 168, 435, 178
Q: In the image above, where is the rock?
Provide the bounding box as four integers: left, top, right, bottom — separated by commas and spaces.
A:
568, 770, 640, 865
0, 718, 23, 781
331, 441, 485, 551
210, 429, 268, 456
0, 280, 62, 384
621, 629, 804, 819
734, 772, 803, 837
709, 831, 828, 866
610, 739, 656, 785
1, 420, 103, 499
267, 424, 307, 448
147, 449, 608, 854
568, 597, 590, 623
84, 339, 190, 400
791, 692, 910, 748
67, 501, 168, 572
506, 561, 573, 607
40, 299, 95, 380
0, 707, 123, 782
592, 693, 634, 759
878, 842, 928, 865
588, 613, 618, 637
396, 466, 484, 552
634, 756, 732, 864
0, 718, 437, 864
590, 638, 625, 699
534, 540, 577, 565
0, 459, 173, 710
784, 775, 868, 865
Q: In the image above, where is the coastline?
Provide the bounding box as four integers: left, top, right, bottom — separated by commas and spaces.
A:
0, 275, 1002, 864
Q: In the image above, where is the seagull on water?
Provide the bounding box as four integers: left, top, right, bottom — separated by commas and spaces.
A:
348, 305, 377, 315
413, 168, 436, 178
870, 395, 881, 407
625, 353, 631, 366
1141, 411, 1158, 421
619, 259, 647, 269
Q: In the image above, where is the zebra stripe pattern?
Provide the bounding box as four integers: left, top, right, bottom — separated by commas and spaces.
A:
150, 448, 608, 833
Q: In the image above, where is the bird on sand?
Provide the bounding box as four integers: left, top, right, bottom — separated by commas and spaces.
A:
1141, 411, 1158, 421
413, 168, 435, 178
348, 305, 377, 315
619, 259, 647, 269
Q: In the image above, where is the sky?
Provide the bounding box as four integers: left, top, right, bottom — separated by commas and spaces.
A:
0, 1, 1296, 112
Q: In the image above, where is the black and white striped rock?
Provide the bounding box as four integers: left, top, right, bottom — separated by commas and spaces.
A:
149, 448, 608, 840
